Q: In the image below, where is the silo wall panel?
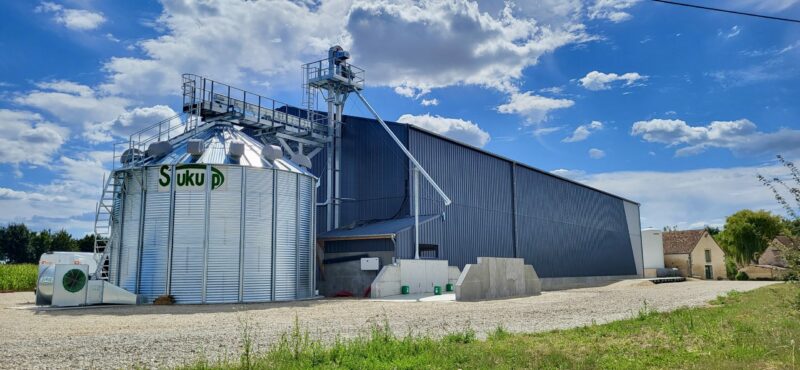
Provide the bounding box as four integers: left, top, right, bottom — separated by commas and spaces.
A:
274, 172, 298, 300
407, 128, 515, 268
139, 167, 170, 300
205, 166, 242, 303
118, 169, 143, 292
297, 175, 314, 298
242, 168, 274, 302
514, 167, 637, 278
170, 190, 206, 304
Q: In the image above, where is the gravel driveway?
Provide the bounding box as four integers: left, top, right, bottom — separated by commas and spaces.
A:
0, 279, 776, 369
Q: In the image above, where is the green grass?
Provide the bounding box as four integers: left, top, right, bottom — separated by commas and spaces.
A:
186, 284, 800, 370
0, 264, 38, 292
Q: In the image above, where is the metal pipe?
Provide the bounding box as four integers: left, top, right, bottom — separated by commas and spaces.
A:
414, 168, 420, 260
354, 90, 452, 206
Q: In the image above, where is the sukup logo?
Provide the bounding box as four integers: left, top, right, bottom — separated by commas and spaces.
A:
158, 164, 225, 192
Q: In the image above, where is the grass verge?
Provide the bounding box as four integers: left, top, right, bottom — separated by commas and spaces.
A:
0, 264, 37, 292
186, 283, 799, 369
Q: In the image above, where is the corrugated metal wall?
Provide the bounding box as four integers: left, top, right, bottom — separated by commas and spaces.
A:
205, 167, 242, 303
513, 165, 637, 278
311, 117, 409, 234
241, 168, 274, 302
139, 168, 170, 300
315, 116, 640, 280
274, 171, 298, 300
170, 191, 206, 303
408, 129, 515, 268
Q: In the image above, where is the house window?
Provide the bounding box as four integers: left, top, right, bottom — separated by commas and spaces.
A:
419, 244, 438, 259
705, 249, 711, 263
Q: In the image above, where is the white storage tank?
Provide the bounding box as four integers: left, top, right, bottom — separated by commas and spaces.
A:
641, 228, 665, 278
107, 124, 316, 303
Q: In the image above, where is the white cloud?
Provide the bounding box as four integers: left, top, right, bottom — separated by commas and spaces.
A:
88, 105, 177, 143
0, 109, 68, 166
587, 0, 639, 23
14, 81, 176, 143
14, 81, 129, 132
718, 25, 741, 39
397, 113, 490, 148
533, 126, 562, 136
563, 120, 603, 142
99, 0, 595, 98
579, 70, 646, 90
588, 148, 606, 159
0, 152, 112, 235
420, 98, 439, 106
35, 2, 106, 31
497, 91, 574, 124
561, 161, 792, 230
631, 118, 800, 157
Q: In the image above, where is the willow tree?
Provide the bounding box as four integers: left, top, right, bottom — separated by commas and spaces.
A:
718, 210, 782, 265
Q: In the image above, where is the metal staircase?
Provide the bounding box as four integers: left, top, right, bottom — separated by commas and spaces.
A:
93, 171, 125, 280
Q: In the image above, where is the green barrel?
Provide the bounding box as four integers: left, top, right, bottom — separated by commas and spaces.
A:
401, 285, 410, 295
434, 286, 442, 295
445, 283, 453, 292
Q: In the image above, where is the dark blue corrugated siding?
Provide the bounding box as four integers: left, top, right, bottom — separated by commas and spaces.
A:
514, 166, 637, 277
408, 129, 515, 268
312, 115, 638, 279
311, 117, 409, 234
325, 239, 394, 253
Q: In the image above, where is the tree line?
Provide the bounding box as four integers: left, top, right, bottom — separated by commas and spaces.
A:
0, 224, 94, 264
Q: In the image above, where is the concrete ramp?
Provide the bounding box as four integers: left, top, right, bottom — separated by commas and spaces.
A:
455, 257, 541, 301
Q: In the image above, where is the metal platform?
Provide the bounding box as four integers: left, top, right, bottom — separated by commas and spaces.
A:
646, 277, 687, 284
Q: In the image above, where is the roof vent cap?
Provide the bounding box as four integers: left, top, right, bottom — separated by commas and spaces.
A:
262, 145, 283, 161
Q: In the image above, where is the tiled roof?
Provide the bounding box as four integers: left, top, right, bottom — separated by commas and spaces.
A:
663, 229, 706, 254
774, 235, 798, 248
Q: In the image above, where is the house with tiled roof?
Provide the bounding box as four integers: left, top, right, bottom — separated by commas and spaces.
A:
739, 235, 795, 280
663, 229, 726, 280
759, 236, 794, 267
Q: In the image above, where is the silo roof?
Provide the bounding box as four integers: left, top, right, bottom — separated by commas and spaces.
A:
141, 123, 312, 176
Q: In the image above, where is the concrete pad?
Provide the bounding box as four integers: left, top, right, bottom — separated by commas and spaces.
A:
370, 293, 455, 302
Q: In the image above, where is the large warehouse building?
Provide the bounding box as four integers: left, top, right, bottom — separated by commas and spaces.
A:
73, 47, 642, 305
311, 115, 643, 292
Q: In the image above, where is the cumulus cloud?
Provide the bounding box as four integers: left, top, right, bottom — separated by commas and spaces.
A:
14, 81, 176, 143
562, 161, 792, 229
497, 91, 574, 124
631, 118, 800, 157
587, 0, 639, 23
99, 0, 596, 99
88, 105, 177, 143
563, 120, 603, 142
35, 2, 106, 31
0, 109, 68, 166
579, 70, 646, 90
0, 151, 112, 234
397, 113, 490, 147
588, 148, 606, 159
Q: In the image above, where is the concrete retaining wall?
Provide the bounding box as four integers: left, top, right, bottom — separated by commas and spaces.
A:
370, 259, 454, 298
455, 257, 541, 301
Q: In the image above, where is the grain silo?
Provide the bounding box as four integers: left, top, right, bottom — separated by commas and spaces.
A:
103, 123, 316, 304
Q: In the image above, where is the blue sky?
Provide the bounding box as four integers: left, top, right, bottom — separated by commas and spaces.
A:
1, 0, 799, 235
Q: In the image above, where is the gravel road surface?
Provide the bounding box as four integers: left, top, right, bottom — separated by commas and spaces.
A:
0, 279, 776, 369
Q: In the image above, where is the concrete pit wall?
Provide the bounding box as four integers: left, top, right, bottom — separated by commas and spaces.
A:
455, 257, 541, 301
370, 259, 454, 298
